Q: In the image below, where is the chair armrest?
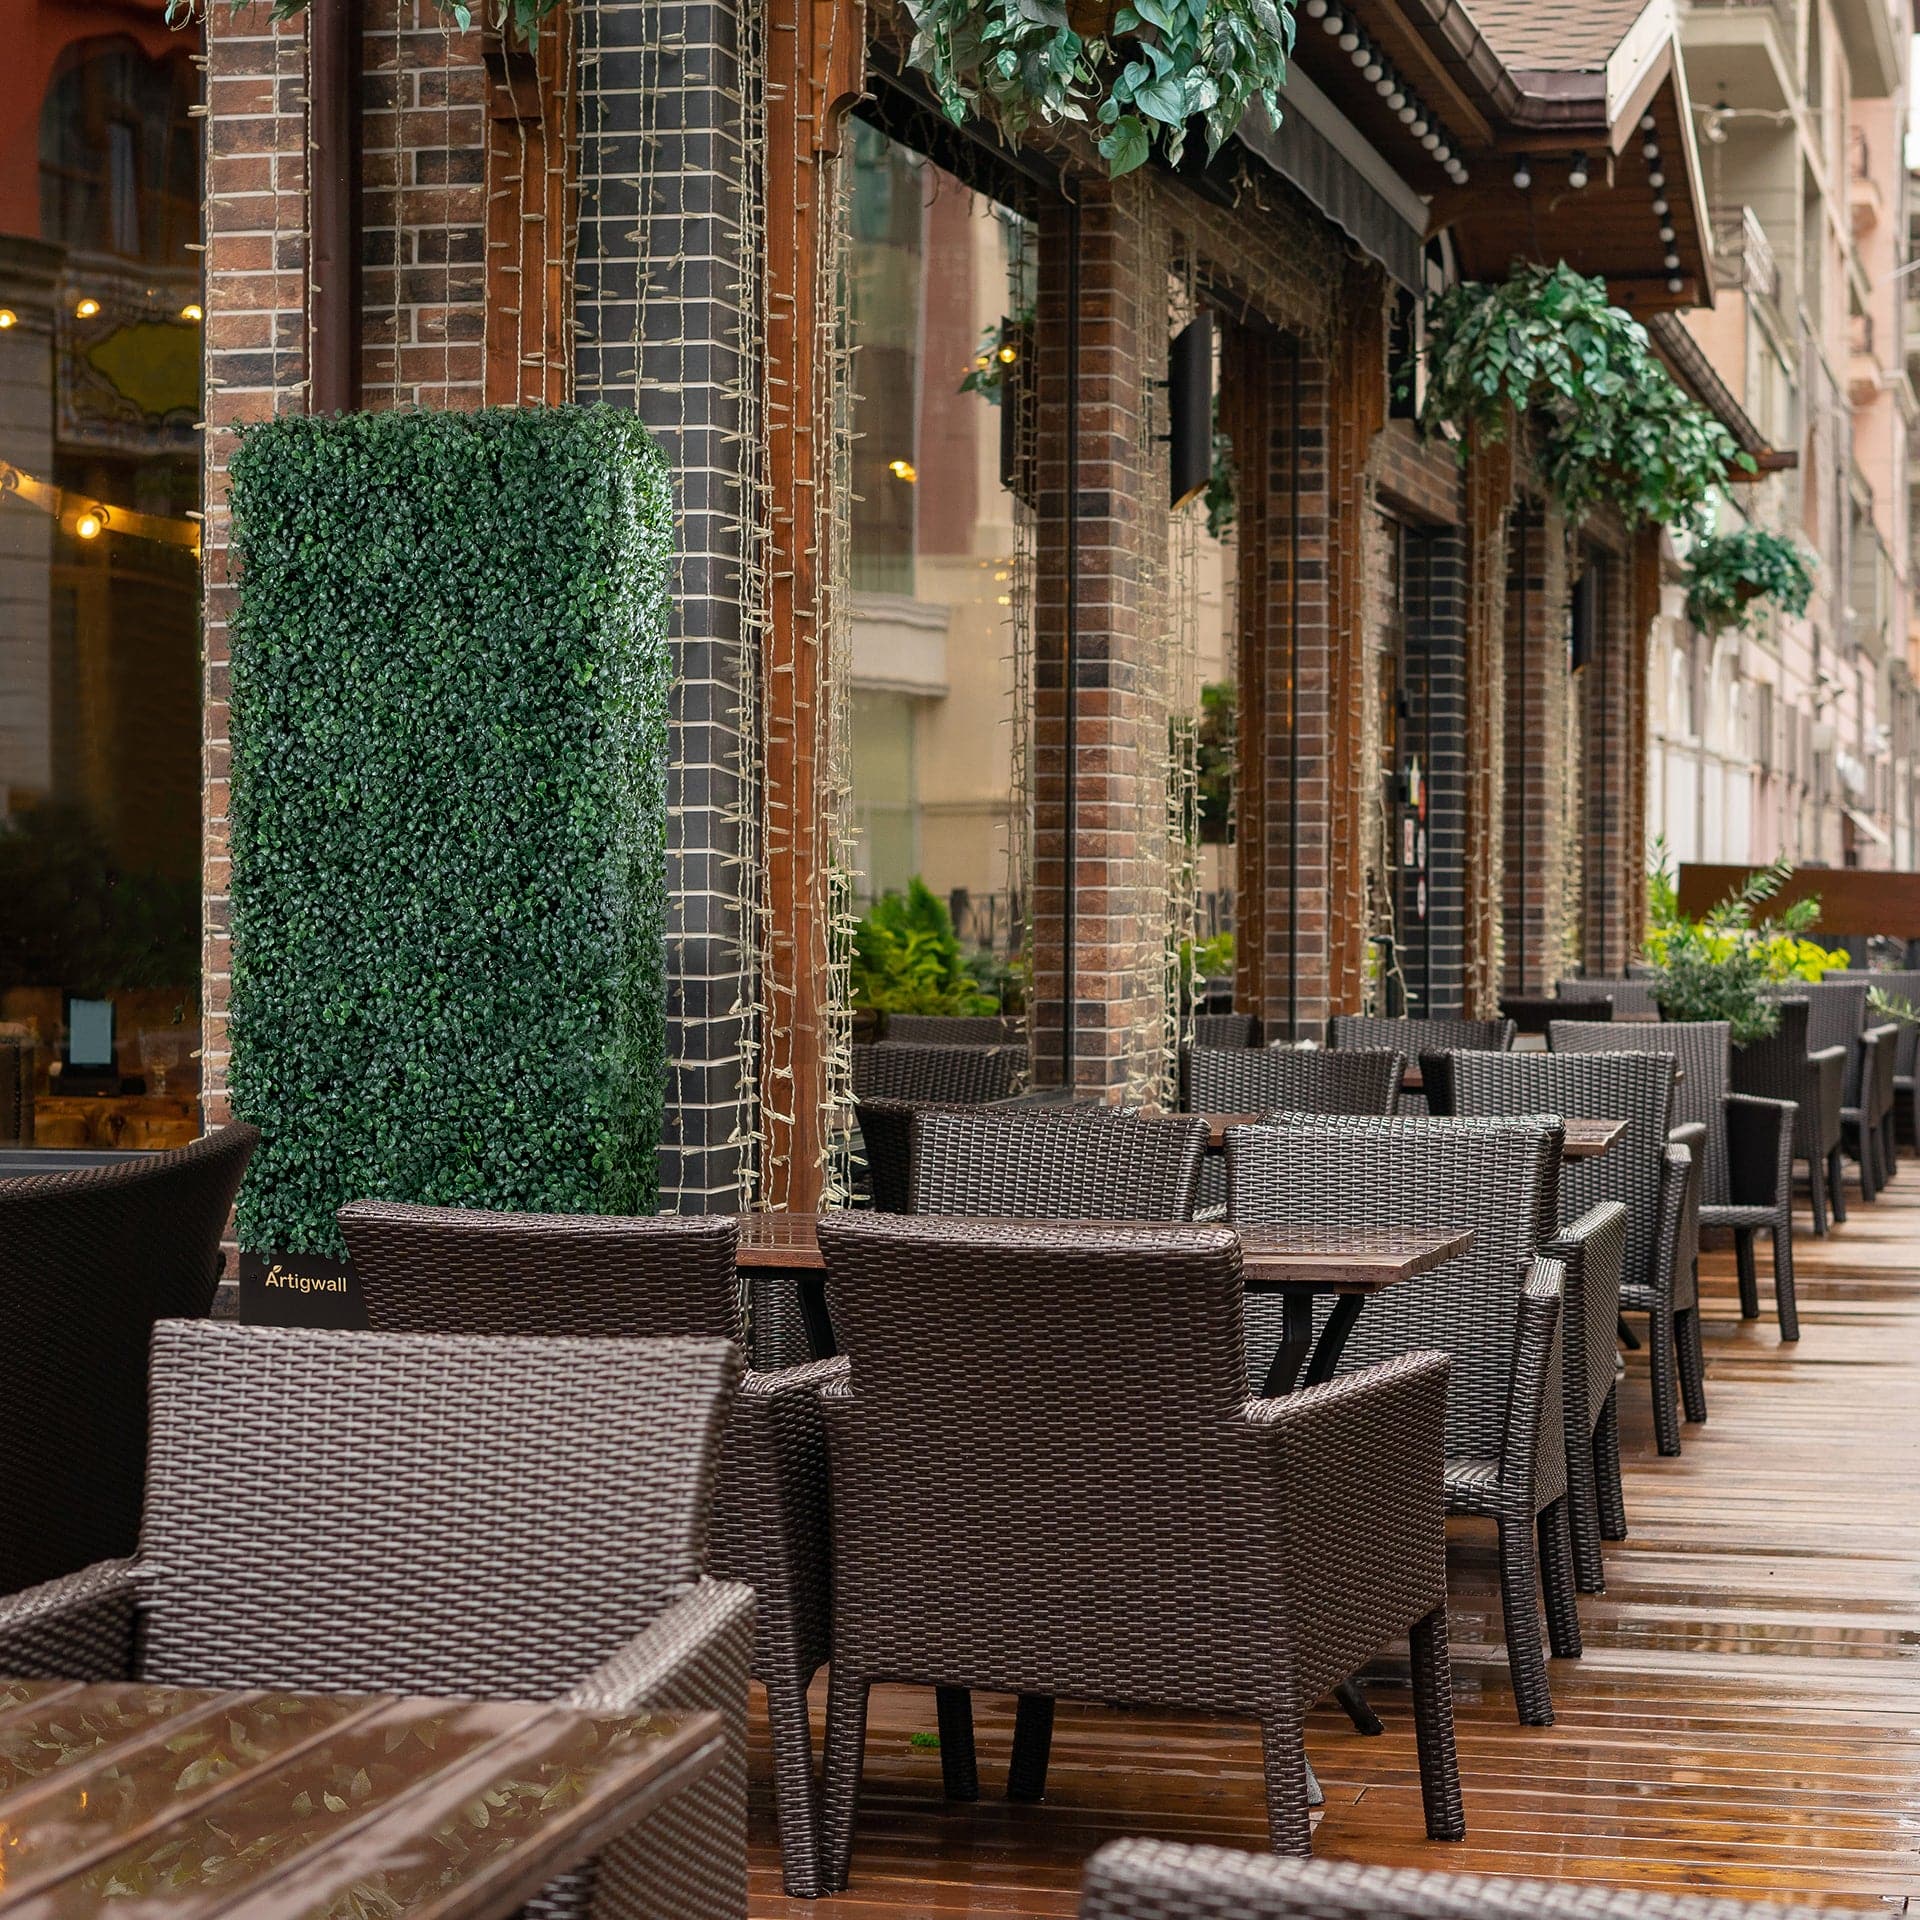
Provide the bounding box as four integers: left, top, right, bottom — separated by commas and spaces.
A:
1502, 1259, 1564, 1509
0, 1559, 141, 1680
1725, 1094, 1794, 1209
1668, 1120, 1707, 1157
1808, 1046, 1845, 1151
564, 1579, 756, 1716
1653, 1141, 1696, 1310
742, 1357, 849, 1399
1549, 1201, 1627, 1433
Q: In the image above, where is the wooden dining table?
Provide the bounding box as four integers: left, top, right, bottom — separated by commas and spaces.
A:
735, 1212, 1475, 1398
0, 1677, 722, 1919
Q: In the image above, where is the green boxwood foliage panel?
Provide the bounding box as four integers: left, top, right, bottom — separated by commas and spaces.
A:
226, 406, 673, 1255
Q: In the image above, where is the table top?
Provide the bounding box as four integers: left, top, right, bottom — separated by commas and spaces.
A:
1197, 1113, 1625, 1159
0, 1677, 721, 1920
734, 1212, 1474, 1294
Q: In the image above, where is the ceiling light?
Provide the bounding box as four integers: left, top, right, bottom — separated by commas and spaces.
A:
1513, 162, 1533, 189
180, 302, 203, 323
74, 297, 100, 319
1568, 151, 1590, 189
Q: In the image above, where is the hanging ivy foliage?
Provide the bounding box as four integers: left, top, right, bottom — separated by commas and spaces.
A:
1683, 525, 1815, 632
1421, 262, 1757, 533
904, 0, 1293, 178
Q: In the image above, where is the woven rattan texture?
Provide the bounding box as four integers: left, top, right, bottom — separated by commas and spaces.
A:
1186, 1046, 1406, 1116
1731, 999, 1840, 1165
1834, 971, 1920, 1080
852, 1043, 1022, 1104
137, 1322, 738, 1697
812, 1214, 1459, 1867
1327, 1016, 1514, 1054
908, 1109, 1206, 1221
1553, 1020, 1731, 1206
1557, 976, 1659, 1016
1793, 982, 1870, 1098
883, 1016, 1023, 1047
1077, 1840, 1844, 1920
0, 1125, 256, 1595
1191, 1014, 1258, 1048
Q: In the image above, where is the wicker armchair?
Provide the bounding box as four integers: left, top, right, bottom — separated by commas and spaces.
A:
851, 1041, 1021, 1105
813, 1215, 1464, 1882
1192, 1012, 1259, 1048
1552, 1020, 1799, 1343
1842, 1024, 1900, 1201
337, 1203, 831, 1899
1557, 975, 1660, 1017
0, 1123, 257, 1596
884, 1014, 1021, 1047
1503, 995, 1611, 1036
0, 1321, 752, 1920
1447, 1050, 1687, 1580
1731, 997, 1847, 1235
1832, 970, 1920, 1152
1077, 1839, 1844, 1920
1326, 1017, 1510, 1114
1227, 1116, 1604, 1723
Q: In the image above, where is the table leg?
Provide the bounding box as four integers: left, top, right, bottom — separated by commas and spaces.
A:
1300, 1294, 1363, 1389
1260, 1294, 1316, 1398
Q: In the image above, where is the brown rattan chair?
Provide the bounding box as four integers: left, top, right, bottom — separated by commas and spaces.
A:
338, 1202, 833, 1899
1831, 970, 1920, 1155
813, 1215, 1464, 1883
1733, 997, 1847, 1235
852, 1041, 1021, 1104
0, 1320, 752, 1920
1557, 975, 1660, 1017
1077, 1839, 1845, 1920
884, 1014, 1021, 1046
0, 1124, 257, 1596
1227, 1115, 1611, 1721
1503, 995, 1611, 1036
1842, 1023, 1900, 1201
1326, 1018, 1511, 1115
1191, 1012, 1259, 1048
1552, 1019, 1799, 1343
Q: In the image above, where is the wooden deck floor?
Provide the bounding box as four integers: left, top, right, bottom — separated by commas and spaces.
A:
746, 1173, 1920, 1913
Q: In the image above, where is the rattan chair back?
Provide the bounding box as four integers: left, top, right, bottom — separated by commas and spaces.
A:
884, 1015, 1021, 1047
1728, 998, 1831, 1159
0, 1124, 257, 1595
1830, 971, 1920, 1079
1328, 1015, 1514, 1054
1449, 1050, 1677, 1290
1226, 1115, 1558, 1467
852, 1042, 1021, 1104
1793, 981, 1871, 1095
1185, 1045, 1404, 1116
909, 1107, 1207, 1220
1503, 995, 1611, 1035
1557, 975, 1659, 1017
1190, 1013, 1257, 1048
1077, 1840, 1843, 1920
342, 1201, 742, 1340
1552, 1019, 1731, 1207
136, 1320, 738, 1698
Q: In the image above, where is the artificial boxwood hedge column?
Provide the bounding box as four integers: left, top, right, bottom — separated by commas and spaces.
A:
226, 406, 673, 1279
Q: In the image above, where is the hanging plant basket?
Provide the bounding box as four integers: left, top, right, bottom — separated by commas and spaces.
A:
1682, 525, 1816, 633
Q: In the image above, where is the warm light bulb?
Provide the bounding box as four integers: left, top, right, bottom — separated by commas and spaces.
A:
888, 459, 917, 483
180, 302, 203, 323
0, 309, 15, 329
74, 506, 106, 540
75, 297, 100, 319
1568, 153, 1590, 189
997, 344, 1017, 363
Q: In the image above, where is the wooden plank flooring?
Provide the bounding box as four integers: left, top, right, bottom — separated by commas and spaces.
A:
747, 1173, 1920, 1912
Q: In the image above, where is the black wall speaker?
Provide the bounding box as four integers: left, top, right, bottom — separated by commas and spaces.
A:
1169, 313, 1213, 509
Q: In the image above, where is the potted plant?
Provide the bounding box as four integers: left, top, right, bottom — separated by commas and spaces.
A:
1683, 526, 1816, 633
851, 879, 1005, 1022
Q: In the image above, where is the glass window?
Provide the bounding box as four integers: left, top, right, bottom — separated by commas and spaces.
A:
2, 28, 203, 1155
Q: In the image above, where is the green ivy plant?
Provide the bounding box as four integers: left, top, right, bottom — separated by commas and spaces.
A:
1422, 262, 1757, 533
1683, 525, 1815, 632
226, 406, 672, 1257
904, 0, 1292, 178
851, 879, 1001, 1015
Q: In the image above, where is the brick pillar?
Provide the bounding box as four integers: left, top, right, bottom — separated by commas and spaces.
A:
201, 10, 313, 1132
1404, 530, 1470, 1012
1461, 425, 1513, 1015
1579, 540, 1645, 975
1029, 175, 1172, 1093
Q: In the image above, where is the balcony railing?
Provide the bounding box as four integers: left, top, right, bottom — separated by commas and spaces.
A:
1709, 205, 1781, 308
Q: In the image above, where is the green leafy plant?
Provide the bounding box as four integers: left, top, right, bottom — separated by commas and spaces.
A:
1421, 263, 1756, 534
904, 0, 1292, 178
1195, 681, 1235, 842
851, 879, 1001, 1015
226, 406, 672, 1257
1683, 525, 1815, 633
1640, 840, 1846, 1042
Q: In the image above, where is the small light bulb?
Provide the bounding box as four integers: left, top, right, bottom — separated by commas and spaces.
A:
1375, 76, 1396, 95
75, 297, 100, 319
1420, 130, 1440, 149
74, 506, 106, 540
1648, 169, 1665, 188
1668, 276, 1683, 293
1363, 57, 1383, 78
1514, 163, 1533, 189
1304, 0, 1327, 15
1569, 152, 1590, 189
1320, 10, 1343, 31
1386, 87, 1405, 106
180, 302, 203, 323
1653, 198, 1669, 216
0, 309, 15, 329
1433, 143, 1451, 163
998, 344, 1017, 363
1643, 140, 1660, 159
1338, 28, 1360, 49
1664, 252, 1681, 269
1401, 106, 1421, 125
1659, 225, 1675, 243
1350, 43, 1370, 66
1641, 113, 1658, 132
888, 459, 917, 483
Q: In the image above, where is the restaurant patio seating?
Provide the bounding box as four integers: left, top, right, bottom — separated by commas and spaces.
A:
1446, 1050, 1685, 1578
1227, 1115, 1595, 1723
1192, 1012, 1259, 1047
0, 1122, 256, 1596
1327, 1016, 1511, 1112
1831, 970, 1920, 1151
0, 1320, 753, 1920
812, 1215, 1464, 1881
1077, 1838, 1843, 1920
338, 1203, 833, 1899
884, 1014, 1023, 1046
1557, 975, 1660, 1016
1730, 997, 1847, 1234
1841, 1024, 1900, 1200
852, 1041, 1022, 1105
1552, 1020, 1799, 1343
1503, 994, 1611, 1036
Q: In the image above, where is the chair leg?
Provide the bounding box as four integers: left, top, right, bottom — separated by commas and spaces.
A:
1675, 1306, 1708, 1425
1258, 1719, 1315, 1857
933, 1686, 978, 1801
763, 1677, 825, 1899
820, 1668, 872, 1894
1806, 1152, 1829, 1236
1734, 1229, 1760, 1320
1829, 1146, 1849, 1224
1648, 1300, 1683, 1457
1407, 1605, 1466, 1842
1592, 1385, 1628, 1541
1495, 1513, 1554, 1727
1005, 1693, 1054, 1802
1771, 1216, 1800, 1344
1565, 1413, 1606, 1595
1538, 1497, 1584, 1660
